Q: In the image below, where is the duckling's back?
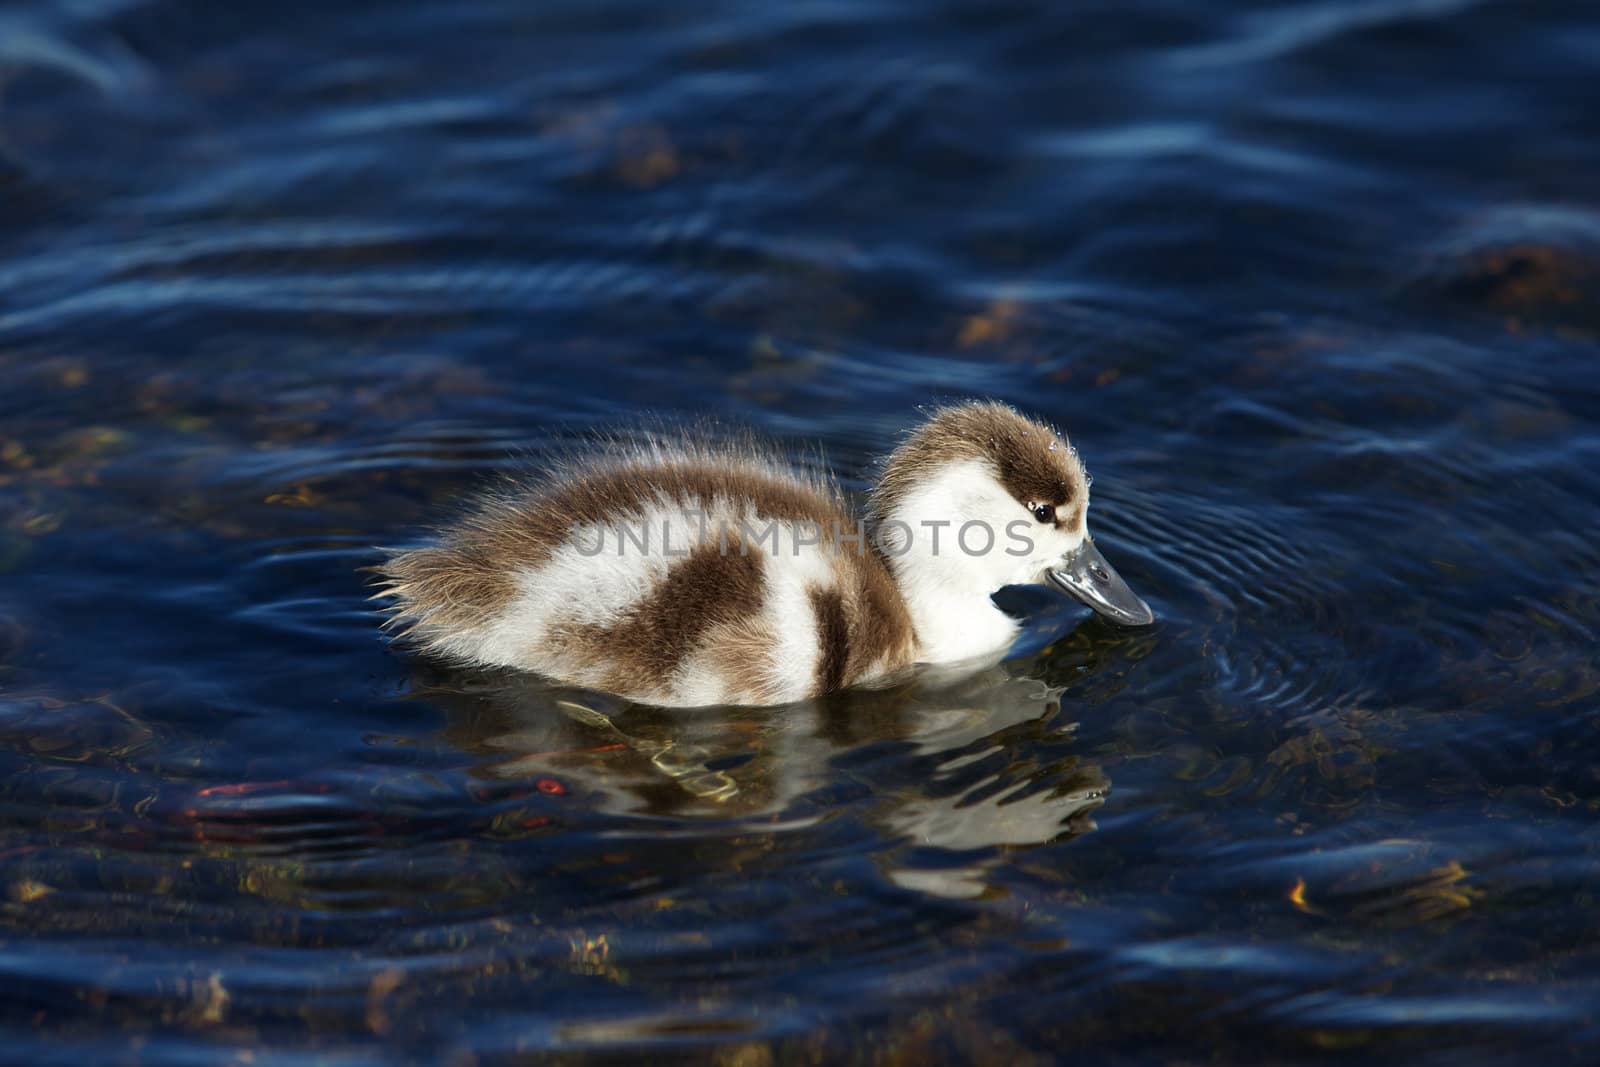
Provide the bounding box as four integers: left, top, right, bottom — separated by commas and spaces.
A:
377, 441, 916, 707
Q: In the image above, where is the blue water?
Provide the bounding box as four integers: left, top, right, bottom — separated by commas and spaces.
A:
3, 1, 1599, 1063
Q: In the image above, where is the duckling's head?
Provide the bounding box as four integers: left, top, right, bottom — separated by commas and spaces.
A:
871, 401, 1153, 636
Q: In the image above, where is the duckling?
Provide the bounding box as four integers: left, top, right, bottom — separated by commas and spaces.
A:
376, 400, 1152, 707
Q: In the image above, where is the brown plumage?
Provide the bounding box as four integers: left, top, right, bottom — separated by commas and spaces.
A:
871, 400, 1088, 533
375, 437, 919, 706
379, 446, 848, 639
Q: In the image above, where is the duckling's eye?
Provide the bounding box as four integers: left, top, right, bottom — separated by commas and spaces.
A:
1030, 502, 1055, 524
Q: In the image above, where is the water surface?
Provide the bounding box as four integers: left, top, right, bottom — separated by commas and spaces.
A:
3, 0, 1600, 1063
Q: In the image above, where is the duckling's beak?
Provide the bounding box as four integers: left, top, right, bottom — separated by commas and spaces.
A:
1046, 539, 1155, 626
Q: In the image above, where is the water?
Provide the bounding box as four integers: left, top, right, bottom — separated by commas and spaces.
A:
3, 0, 1599, 1062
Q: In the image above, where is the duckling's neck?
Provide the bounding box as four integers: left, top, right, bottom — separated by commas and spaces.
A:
900, 577, 1020, 664
871, 457, 1026, 665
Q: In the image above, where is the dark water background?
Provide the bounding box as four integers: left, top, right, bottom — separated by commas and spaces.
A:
3, 0, 1600, 1063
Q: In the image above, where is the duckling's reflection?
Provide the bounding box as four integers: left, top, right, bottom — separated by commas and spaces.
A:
422, 655, 1111, 899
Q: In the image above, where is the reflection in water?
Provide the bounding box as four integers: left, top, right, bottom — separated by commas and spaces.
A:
428, 661, 1109, 899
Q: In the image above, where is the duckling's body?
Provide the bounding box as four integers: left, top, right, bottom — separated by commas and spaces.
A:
377, 402, 1151, 707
